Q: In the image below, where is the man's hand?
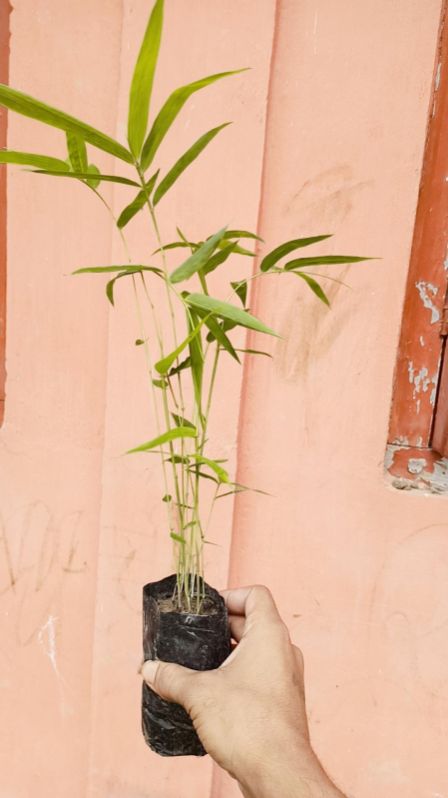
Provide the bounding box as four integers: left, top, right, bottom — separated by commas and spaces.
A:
142, 585, 346, 798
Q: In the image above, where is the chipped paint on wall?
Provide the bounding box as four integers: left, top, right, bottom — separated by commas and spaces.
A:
407, 361, 439, 409
415, 280, 440, 323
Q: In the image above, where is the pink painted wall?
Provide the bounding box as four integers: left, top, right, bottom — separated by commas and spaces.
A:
1, 2, 447, 798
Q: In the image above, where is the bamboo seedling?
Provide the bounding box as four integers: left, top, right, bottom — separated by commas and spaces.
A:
0, 0, 370, 614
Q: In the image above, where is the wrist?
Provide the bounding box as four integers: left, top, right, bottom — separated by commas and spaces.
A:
238, 741, 344, 798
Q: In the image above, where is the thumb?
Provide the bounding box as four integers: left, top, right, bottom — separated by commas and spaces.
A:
142, 659, 196, 707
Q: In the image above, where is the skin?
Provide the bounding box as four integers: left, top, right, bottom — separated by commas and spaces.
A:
142, 585, 347, 798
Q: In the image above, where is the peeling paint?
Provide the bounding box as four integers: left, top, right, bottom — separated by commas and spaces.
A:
435, 61, 442, 90
415, 280, 440, 323
407, 361, 438, 407
419, 335, 425, 347
391, 436, 409, 446
407, 457, 426, 474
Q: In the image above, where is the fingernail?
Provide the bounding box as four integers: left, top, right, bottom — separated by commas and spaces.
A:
141, 660, 158, 685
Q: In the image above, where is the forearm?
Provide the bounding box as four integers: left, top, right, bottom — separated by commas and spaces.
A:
238, 745, 346, 798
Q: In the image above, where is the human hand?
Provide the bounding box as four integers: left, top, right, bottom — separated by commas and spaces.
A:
142, 585, 345, 798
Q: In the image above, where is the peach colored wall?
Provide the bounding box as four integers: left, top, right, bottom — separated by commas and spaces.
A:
1, 2, 447, 798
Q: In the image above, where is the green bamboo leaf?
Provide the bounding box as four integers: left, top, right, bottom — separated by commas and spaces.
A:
187, 308, 204, 426
218, 240, 254, 257
291, 272, 330, 306
284, 255, 373, 269
141, 69, 247, 171
188, 469, 219, 484
152, 378, 167, 388
230, 279, 247, 306
155, 319, 203, 374
168, 356, 191, 377
235, 348, 272, 358
66, 131, 88, 172
260, 235, 333, 272
217, 481, 270, 499
86, 163, 100, 189
0, 83, 133, 163
73, 264, 162, 275
117, 170, 160, 229
170, 227, 227, 283
224, 230, 263, 242
105, 267, 161, 306
170, 532, 187, 544
195, 311, 240, 362
153, 241, 193, 253
0, 149, 69, 171
153, 122, 230, 205
189, 454, 229, 483
31, 168, 140, 186
128, 0, 164, 157
185, 293, 279, 337
135, 339, 145, 346
202, 241, 238, 276
162, 494, 172, 502
127, 426, 197, 453
171, 413, 195, 429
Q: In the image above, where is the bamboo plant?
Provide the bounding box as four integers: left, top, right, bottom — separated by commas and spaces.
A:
0, 0, 368, 612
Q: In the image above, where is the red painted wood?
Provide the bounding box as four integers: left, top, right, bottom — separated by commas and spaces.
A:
0, 0, 10, 426
388, 3, 448, 449
432, 338, 448, 454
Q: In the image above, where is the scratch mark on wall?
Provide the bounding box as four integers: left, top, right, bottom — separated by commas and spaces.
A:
38, 614, 60, 677
415, 280, 440, 323
312, 10, 318, 56
0, 513, 16, 592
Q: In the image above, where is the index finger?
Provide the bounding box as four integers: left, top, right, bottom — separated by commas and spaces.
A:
220, 585, 282, 623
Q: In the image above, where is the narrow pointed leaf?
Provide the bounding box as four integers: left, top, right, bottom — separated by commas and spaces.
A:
236, 348, 272, 358
284, 255, 373, 269
31, 168, 140, 186
230, 279, 247, 306
153, 240, 197, 254
117, 170, 160, 229
292, 272, 330, 306
170, 532, 187, 544
141, 69, 247, 171
104, 267, 161, 306
0, 150, 69, 171
0, 83, 133, 163
218, 240, 254, 257
66, 132, 88, 172
153, 122, 230, 205
189, 455, 229, 483
202, 241, 238, 276
170, 227, 227, 283
185, 293, 279, 337
127, 0, 164, 156
73, 264, 162, 275
168, 356, 191, 377
86, 163, 100, 188
171, 413, 195, 429
155, 319, 203, 374
224, 230, 263, 242
127, 426, 197, 453
260, 235, 333, 272
195, 311, 240, 362
187, 469, 219, 484
187, 308, 204, 426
